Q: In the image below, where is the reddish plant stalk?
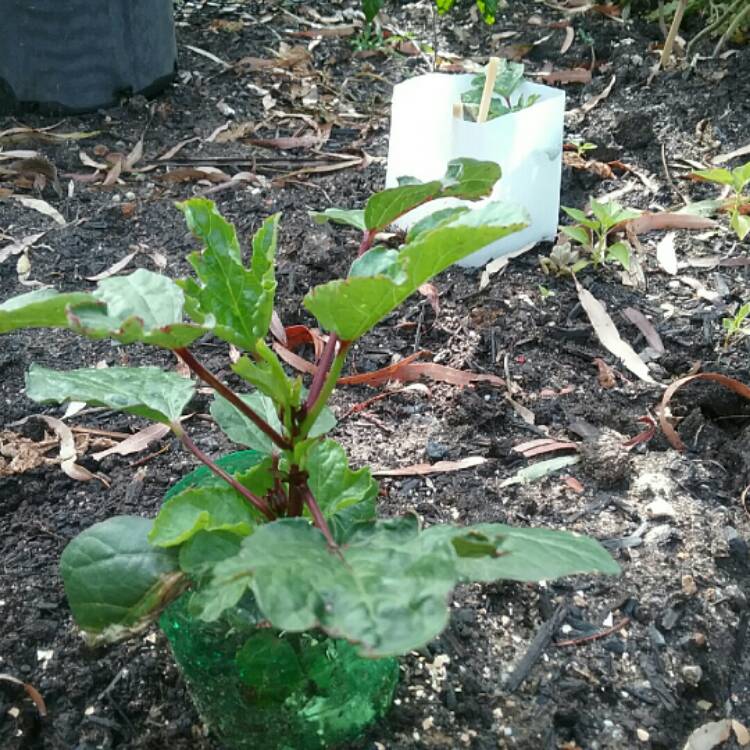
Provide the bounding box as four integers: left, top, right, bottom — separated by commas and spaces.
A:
303, 333, 339, 414
357, 228, 377, 257
175, 347, 291, 450
177, 429, 275, 521
302, 485, 337, 549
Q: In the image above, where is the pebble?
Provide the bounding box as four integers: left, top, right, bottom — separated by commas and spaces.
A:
125, 191, 136, 201
644, 524, 673, 546
637, 728, 650, 742
681, 574, 698, 596
646, 498, 676, 519
681, 664, 703, 686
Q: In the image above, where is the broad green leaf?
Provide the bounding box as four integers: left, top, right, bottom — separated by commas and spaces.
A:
362, 0, 385, 22
435, 0, 456, 13
60, 516, 184, 644
733, 162, 750, 192
406, 206, 470, 242
303, 439, 378, 516
364, 181, 442, 231
178, 199, 278, 350
442, 523, 620, 582
67, 269, 204, 348
561, 206, 599, 231
211, 392, 284, 455
149, 485, 259, 548
731, 211, 750, 240
232, 341, 298, 408
363, 158, 502, 231
349, 247, 406, 283
476, 0, 498, 23
500, 455, 580, 488
606, 241, 631, 270
305, 201, 527, 340
560, 225, 591, 246
309, 208, 367, 231
590, 199, 639, 231
693, 168, 735, 187
26, 364, 194, 424
178, 530, 242, 577
205, 517, 458, 656
211, 392, 334, 454
0, 289, 93, 333
235, 456, 275, 497
493, 60, 525, 99
329, 495, 377, 544
235, 631, 305, 700
676, 198, 726, 218
439, 158, 503, 199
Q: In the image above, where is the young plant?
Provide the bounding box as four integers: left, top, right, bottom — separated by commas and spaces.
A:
0, 158, 619, 659
364, 0, 501, 25
570, 139, 597, 159
560, 198, 641, 271
539, 242, 586, 277
461, 59, 540, 122
722, 301, 750, 349
692, 162, 750, 241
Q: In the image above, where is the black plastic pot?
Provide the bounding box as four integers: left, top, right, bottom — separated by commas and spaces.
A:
0, 0, 177, 114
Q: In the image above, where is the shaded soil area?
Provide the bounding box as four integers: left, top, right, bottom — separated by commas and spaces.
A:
1, 1, 749, 748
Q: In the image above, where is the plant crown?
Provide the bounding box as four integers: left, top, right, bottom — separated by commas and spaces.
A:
693, 162, 750, 241
0, 159, 619, 657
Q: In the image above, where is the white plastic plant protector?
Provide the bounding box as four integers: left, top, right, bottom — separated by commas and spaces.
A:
385, 73, 565, 267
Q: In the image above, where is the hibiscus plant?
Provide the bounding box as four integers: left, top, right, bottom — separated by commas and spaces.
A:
0, 159, 619, 657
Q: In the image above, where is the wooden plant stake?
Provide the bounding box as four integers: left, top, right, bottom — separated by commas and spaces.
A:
476, 57, 499, 124
659, 0, 688, 69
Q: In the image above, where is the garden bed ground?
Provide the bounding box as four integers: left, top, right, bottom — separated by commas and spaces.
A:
1, 1, 750, 748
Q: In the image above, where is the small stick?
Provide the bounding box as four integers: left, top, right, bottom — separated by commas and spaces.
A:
555, 616, 631, 647
477, 57, 500, 124
659, 0, 688, 69
452, 102, 464, 120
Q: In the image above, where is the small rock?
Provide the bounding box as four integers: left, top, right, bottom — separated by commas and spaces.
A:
681, 664, 703, 686
692, 632, 707, 648
681, 574, 698, 596
646, 498, 677, 520
425, 439, 449, 461
644, 524, 673, 546
637, 728, 650, 742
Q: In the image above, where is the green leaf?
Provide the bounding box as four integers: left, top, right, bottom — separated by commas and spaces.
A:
178, 199, 278, 351
304, 200, 527, 340
211, 392, 284, 455
329, 495, 377, 544
211, 392, 334, 454
205, 517, 459, 656
406, 206, 470, 242
309, 208, 367, 231
447, 523, 620, 582
303, 439, 379, 516
435, 0, 456, 13
363, 158, 502, 231
730, 211, 750, 240
67, 269, 204, 348
732, 162, 750, 193
149, 485, 259, 548
560, 225, 591, 246
561, 207, 599, 231
349, 247, 407, 283
362, 0, 385, 22
606, 241, 631, 270
235, 631, 305, 701
0, 289, 93, 333
26, 364, 194, 424
693, 167, 735, 187
493, 59, 525, 99
476, 0, 498, 24
60, 516, 184, 644
364, 181, 442, 231
178, 530, 243, 577
235, 456, 275, 497
232, 341, 298, 408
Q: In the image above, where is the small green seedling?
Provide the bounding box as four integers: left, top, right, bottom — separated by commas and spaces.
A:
538, 284, 556, 301
722, 301, 750, 349
539, 243, 586, 277
560, 198, 642, 271
461, 60, 540, 122
571, 140, 597, 159
693, 162, 750, 241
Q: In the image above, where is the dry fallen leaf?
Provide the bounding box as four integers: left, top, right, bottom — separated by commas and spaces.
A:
11, 195, 65, 225
0, 673, 47, 718
683, 720, 732, 750
91, 423, 171, 461
0, 231, 46, 266
621, 307, 664, 353
372, 456, 486, 477
575, 278, 656, 384
85, 251, 137, 281
593, 357, 617, 388
656, 230, 678, 275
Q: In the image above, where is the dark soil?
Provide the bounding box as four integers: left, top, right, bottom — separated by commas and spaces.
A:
2, 1, 749, 749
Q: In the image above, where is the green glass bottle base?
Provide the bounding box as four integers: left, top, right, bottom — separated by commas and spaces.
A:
159, 451, 399, 750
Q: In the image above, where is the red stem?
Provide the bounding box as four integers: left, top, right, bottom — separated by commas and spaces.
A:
301, 484, 337, 549
175, 347, 291, 450
358, 229, 377, 257
177, 429, 275, 521
303, 334, 338, 413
